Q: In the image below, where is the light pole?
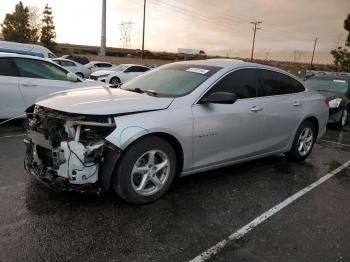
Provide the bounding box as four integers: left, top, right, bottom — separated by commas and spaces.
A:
100, 0, 106, 56
141, 0, 146, 63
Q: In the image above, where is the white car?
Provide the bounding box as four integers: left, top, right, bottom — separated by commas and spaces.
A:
0, 53, 98, 119
85, 61, 114, 73
51, 58, 91, 78
90, 64, 150, 85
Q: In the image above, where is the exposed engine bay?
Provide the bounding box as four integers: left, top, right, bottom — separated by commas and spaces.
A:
24, 105, 118, 193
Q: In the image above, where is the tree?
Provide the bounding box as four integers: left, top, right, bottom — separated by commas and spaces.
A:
28, 6, 42, 42
1, 2, 34, 43
330, 47, 350, 71
345, 14, 350, 46
40, 4, 56, 51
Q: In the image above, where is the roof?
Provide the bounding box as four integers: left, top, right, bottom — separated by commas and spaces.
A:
0, 52, 44, 60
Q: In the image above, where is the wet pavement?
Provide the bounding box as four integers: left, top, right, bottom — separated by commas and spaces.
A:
0, 123, 349, 262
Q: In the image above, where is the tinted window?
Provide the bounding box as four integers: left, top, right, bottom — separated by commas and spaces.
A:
129, 66, 150, 72
14, 58, 68, 81
206, 69, 257, 99
61, 60, 75, 67
97, 63, 112, 68
258, 69, 293, 96
0, 58, 19, 77
290, 77, 305, 92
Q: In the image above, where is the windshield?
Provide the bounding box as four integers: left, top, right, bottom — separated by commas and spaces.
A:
111, 65, 129, 71
121, 64, 222, 97
305, 78, 348, 93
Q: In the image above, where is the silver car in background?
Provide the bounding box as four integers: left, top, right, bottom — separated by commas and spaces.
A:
24, 59, 328, 204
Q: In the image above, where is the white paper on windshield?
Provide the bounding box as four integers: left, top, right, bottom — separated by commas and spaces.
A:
333, 79, 346, 83
186, 68, 210, 74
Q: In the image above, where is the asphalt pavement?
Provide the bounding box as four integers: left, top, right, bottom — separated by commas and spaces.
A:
0, 123, 349, 262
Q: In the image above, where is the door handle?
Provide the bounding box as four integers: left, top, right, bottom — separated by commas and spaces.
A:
22, 82, 37, 87
293, 101, 301, 107
250, 106, 263, 112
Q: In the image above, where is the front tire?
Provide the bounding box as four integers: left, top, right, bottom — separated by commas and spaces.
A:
76, 72, 84, 79
113, 136, 177, 204
286, 121, 315, 162
109, 77, 121, 86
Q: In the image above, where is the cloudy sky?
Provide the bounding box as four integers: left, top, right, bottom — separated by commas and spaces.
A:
0, 0, 349, 63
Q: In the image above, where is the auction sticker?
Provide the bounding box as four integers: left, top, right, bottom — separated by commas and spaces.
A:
186, 68, 210, 74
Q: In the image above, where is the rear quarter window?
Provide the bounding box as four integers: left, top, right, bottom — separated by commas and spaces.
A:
290, 77, 305, 93
258, 69, 294, 96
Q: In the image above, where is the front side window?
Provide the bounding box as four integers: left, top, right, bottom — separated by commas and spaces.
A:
0, 57, 20, 77
305, 78, 348, 93
205, 68, 258, 99
97, 63, 112, 68
121, 64, 222, 97
258, 69, 293, 96
14, 58, 68, 81
48, 53, 57, 58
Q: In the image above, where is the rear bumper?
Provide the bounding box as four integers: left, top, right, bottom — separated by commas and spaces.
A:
24, 139, 121, 194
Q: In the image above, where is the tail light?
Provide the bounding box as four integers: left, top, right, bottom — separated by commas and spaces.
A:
324, 99, 329, 108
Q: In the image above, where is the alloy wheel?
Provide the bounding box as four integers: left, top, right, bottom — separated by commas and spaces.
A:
297, 127, 314, 156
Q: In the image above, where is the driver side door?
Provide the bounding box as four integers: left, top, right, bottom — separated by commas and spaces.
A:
192, 68, 268, 170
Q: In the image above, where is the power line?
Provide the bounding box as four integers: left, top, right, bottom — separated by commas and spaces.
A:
119, 20, 134, 48
250, 21, 262, 62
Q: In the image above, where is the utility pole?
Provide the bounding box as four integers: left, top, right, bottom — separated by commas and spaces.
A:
100, 0, 106, 56
250, 21, 262, 62
141, 0, 146, 63
119, 20, 134, 48
310, 37, 318, 67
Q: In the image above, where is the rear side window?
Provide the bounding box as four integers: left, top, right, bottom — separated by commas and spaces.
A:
258, 69, 293, 96
61, 60, 75, 67
13, 58, 68, 81
0, 58, 19, 77
206, 68, 257, 99
290, 77, 305, 92
97, 63, 112, 68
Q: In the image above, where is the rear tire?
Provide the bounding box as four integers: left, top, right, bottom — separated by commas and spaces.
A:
113, 136, 177, 205
286, 121, 315, 162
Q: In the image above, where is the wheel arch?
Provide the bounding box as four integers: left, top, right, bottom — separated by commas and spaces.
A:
120, 132, 185, 175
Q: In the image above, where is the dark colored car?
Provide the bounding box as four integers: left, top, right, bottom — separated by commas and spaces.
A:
60, 55, 89, 65
305, 74, 350, 128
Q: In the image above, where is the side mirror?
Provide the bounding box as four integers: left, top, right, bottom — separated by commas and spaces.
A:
201, 92, 237, 104
67, 72, 79, 82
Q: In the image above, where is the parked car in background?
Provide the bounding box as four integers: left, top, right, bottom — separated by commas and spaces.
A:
304, 71, 350, 128
52, 58, 91, 78
0, 40, 56, 58
60, 55, 89, 65
0, 53, 98, 119
89, 64, 150, 85
24, 59, 328, 204
85, 61, 114, 72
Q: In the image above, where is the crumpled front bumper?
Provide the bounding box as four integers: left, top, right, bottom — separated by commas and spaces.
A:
24, 138, 121, 194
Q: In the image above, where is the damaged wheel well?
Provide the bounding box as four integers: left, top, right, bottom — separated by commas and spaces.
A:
120, 132, 184, 175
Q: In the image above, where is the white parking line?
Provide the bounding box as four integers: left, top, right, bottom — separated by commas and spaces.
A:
320, 139, 350, 147
189, 159, 350, 262
0, 134, 26, 139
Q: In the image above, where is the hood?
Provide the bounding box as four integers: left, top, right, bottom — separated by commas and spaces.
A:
35, 86, 174, 115
91, 70, 115, 76
317, 91, 346, 101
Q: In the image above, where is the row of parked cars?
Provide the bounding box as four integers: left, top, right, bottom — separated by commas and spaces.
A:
1, 40, 349, 204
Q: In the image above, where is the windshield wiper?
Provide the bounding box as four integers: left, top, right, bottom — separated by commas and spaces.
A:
125, 88, 158, 97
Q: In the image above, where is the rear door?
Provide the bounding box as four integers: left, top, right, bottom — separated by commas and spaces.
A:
192, 68, 269, 169
0, 57, 26, 119
255, 69, 306, 152
13, 58, 82, 107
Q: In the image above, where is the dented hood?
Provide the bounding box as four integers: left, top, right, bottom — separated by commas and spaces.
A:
35, 86, 174, 115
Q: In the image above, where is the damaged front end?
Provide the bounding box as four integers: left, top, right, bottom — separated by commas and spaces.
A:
24, 105, 120, 194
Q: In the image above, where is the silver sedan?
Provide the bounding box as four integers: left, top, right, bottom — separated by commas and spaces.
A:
25, 59, 329, 204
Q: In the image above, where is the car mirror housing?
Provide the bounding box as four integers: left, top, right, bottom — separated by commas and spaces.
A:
201, 92, 237, 104
67, 72, 79, 82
